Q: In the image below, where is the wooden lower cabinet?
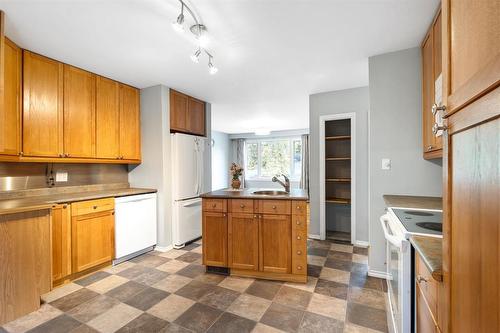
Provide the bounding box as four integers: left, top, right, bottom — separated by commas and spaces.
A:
228, 213, 259, 271
417, 284, 440, 333
203, 198, 307, 282
202, 211, 228, 267
259, 214, 291, 274
51, 204, 72, 284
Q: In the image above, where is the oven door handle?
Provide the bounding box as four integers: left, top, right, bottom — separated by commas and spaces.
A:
380, 214, 403, 248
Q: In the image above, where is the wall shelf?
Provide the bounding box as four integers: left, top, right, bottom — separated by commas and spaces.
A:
325, 157, 351, 161
325, 178, 351, 183
326, 197, 351, 204
325, 135, 351, 140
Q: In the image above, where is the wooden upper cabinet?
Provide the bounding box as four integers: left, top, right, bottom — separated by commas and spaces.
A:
443, 0, 500, 114
63, 65, 96, 158
259, 214, 291, 274
170, 89, 206, 136
228, 213, 259, 271
23, 51, 63, 157
170, 89, 188, 132
187, 97, 205, 136
0, 11, 4, 134
0, 38, 21, 156
96, 76, 120, 159
119, 84, 141, 160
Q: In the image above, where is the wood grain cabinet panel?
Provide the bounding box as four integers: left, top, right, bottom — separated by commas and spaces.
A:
0, 38, 21, 156
228, 213, 259, 271
0, 11, 4, 128
187, 97, 205, 136
96, 76, 120, 159
63, 65, 96, 158
170, 89, 188, 132
71, 209, 115, 273
417, 284, 440, 333
259, 214, 291, 274
51, 204, 72, 283
22, 51, 63, 157
202, 211, 228, 267
119, 84, 141, 160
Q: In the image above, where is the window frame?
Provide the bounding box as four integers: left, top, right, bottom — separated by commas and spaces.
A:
244, 136, 302, 181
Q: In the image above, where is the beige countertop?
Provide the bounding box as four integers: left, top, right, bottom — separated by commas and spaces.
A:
410, 235, 443, 282
201, 188, 309, 200
383, 194, 442, 210
0, 187, 157, 215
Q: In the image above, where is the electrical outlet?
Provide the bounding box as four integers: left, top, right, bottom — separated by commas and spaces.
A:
381, 158, 391, 170
55, 171, 68, 182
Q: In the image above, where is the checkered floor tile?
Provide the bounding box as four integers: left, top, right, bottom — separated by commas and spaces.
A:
0, 238, 388, 333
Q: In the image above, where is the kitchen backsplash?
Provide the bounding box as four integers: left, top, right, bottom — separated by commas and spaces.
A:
0, 163, 128, 192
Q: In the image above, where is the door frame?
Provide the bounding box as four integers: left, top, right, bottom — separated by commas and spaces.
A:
319, 112, 356, 244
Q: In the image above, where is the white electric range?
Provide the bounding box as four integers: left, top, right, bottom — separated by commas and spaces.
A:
380, 207, 442, 333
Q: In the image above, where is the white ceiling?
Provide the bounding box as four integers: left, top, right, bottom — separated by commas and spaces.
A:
0, 0, 438, 133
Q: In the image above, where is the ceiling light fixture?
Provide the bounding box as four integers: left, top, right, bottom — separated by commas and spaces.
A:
172, 0, 219, 74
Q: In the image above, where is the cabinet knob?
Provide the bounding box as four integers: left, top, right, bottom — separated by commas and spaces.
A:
240, 204, 245, 208
432, 123, 448, 135
93, 205, 98, 209
431, 103, 446, 116
417, 275, 428, 283
296, 250, 302, 255
427, 145, 434, 151
18, 151, 24, 156
296, 236, 301, 240
223, 213, 226, 217
112, 211, 115, 215
296, 206, 301, 210
63, 204, 67, 209
297, 266, 302, 270
296, 221, 301, 225
254, 215, 257, 218
212, 204, 217, 208
59, 153, 64, 158
272, 205, 277, 209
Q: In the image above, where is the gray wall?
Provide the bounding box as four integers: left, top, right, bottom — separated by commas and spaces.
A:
129, 85, 212, 250
368, 47, 442, 274
309, 87, 370, 242
211, 131, 231, 190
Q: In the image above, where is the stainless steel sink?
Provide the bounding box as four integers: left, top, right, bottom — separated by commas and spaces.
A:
252, 190, 289, 196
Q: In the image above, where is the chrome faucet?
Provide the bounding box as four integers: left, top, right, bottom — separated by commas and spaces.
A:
272, 174, 290, 193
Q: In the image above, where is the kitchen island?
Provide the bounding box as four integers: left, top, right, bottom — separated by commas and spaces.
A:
201, 188, 309, 283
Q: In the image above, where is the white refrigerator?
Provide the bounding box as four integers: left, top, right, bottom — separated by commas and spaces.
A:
171, 133, 208, 248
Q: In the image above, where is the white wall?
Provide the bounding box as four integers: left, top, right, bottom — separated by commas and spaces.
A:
368, 47, 442, 275
129, 85, 212, 250
211, 131, 231, 190
309, 87, 370, 243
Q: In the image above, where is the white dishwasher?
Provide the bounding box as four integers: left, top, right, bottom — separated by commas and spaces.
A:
114, 193, 157, 265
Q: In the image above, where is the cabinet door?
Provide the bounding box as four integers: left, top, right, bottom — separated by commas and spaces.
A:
119, 84, 141, 160
422, 32, 436, 156
23, 51, 63, 157
187, 97, 205, 136
71, 210, 114, 273
63, 65, 96, 158
202, 211, 227, 267
228, 213, 259, 271
51, 204, 72, 282
431, 12, 442, 152
416, 284, 439, 333
170, 89, 188, 132
259, 214, 291, 274
0, 38, 21, 155
96, 76, 120, 159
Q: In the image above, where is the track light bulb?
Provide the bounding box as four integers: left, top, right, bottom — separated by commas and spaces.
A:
197, 34, 210, 48
172, 5, 185, 33
208, 60, 218, 75
190, 49, 201, 63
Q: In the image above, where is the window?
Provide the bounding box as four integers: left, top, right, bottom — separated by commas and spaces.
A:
245, 137, 302, 181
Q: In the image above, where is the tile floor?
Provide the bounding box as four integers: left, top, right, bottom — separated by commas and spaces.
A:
0, 238, 388, 333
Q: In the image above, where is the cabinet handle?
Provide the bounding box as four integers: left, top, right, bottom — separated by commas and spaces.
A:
254, 215, 257, 218
223, 213, 226, 217
296, 221, 301, 225
240, 204, 245, 208
417, 275, 428, 283
296, 236, 301, 240
427, 145, 434, 151
18, 151, 24, 156
212, 204, 217, 208
297, 266, 302, 270
296, 206, 301, 210
63, 204, 67, 209
272, 205, 277, 209
66, 153, 70, 158
431, 103, 446, 116
296, 250, 302, 255
93, 205, 98, 209
432, 123, 448, 135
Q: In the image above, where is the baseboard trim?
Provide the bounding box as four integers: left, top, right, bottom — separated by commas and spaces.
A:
308, 234, 321, 240
154, 245, 173, 252
368, 269, 390, 279
354, 240, 370, 248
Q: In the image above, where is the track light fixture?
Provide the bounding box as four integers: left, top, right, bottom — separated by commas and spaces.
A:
172, 0, 218, 74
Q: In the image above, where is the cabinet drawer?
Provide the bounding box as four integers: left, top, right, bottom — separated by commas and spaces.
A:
230, 199, 255, 214
292, 201, 307, 215
203, 199, 227, 212
292, 228, 307, 275
71, 198, 114, 216
416, 252, 439, 319
258, 200, 291, 215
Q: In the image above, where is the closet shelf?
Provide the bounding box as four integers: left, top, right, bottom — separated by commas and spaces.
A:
325, 157, 351, 161
325, 135, 351, 140
326, 197, 351, 204
325, 178, 351, 183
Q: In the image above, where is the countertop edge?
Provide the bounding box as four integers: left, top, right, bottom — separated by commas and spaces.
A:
410, 236, 443, 282
383, 194, 443, 210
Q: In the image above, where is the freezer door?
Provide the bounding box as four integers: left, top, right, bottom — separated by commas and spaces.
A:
172, 197, 202, 247
172, 134, 205, 200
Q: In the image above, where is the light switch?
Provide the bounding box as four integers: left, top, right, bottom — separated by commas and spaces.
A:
381, 158, 391, 170
55, 171, 68, 182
